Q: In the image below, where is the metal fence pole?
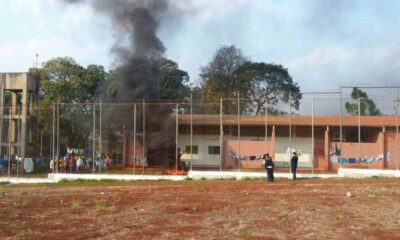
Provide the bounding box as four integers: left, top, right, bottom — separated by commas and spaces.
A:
358, 96, 361, 162
190, 93, 193, 171
289, 93, 292, 174
220, 98, 223, 172
265, 94, 268, 155
17, 107, 21, 178
8, 107, 11, 177
92, 103, 96, 174
56, 100, 60, 173
133, 103, 136, 175
397, 88, 399, 170
311, 94, 314, 176
175, 103, 179, 171
142, 99, 145, 176
237, 92, 240, 173
339, 88, 343, 168
99, 100, 102, 174
52, 103, 55, 173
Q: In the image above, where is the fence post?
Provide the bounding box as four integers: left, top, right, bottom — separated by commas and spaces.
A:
237, 92, 240, 173
133, 103, 136, 175
397, 88, 399, 170
56, 100, 60, 173
190, 93, 193, 171
289, 93, 292, 174
142, 99, 145, 176
220, 97, 223, 172
92, 103, 96, 174
99, 100, 102, 174
176, 103, 179, 171
52, 103, 55, 173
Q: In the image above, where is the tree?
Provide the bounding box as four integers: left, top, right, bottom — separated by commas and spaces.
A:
234, 62, 301, 115
345, 87, 381, 115
199, 45, 247, 114
38, 57, 106, 103
32, 57, 108, 149
199, 45, 301, 115
156, 58, 190, 99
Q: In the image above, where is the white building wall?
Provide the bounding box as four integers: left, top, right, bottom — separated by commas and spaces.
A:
271, 137, 313, 167
178, 134, 257, 166
178, 134, 313, 168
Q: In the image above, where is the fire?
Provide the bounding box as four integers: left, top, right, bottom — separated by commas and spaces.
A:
166, 169, 186, 175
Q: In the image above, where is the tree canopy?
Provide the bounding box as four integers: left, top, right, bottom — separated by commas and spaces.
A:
32, 57, 108, 149
37, 57, 106, 104
199, 45, 301, 115
345, 87, 381, 116
234, 62, 301, 115
156, 58, 191, 99
199, 45, 248, 114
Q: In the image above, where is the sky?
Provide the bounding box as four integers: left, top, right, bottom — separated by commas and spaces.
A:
1, 0, 400, 97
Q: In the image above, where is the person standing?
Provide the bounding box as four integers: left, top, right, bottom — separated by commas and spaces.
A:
264, 153, 275, 182
291, 152, 298, 180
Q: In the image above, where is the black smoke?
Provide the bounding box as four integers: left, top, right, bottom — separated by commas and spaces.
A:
64, 0, 169, 99
63, 0, 179, 165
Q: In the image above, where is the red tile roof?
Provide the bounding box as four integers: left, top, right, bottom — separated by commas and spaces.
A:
179, 114, 397, 127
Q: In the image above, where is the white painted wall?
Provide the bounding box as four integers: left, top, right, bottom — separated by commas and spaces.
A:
275, 137, 313, 167
178, 134, 314, 167
178, 134, 259, 166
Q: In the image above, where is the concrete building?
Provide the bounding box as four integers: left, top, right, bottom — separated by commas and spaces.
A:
177, 114, 400, 171
0, 72, 39, 168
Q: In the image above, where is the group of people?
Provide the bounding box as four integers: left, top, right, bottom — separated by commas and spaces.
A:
49, 154, 113, 173
263, 152, 299, 182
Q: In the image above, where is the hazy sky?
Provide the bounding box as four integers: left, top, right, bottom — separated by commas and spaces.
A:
1, 0, 400, 94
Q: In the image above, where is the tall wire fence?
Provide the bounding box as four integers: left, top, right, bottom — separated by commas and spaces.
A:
1, 87, 400, 177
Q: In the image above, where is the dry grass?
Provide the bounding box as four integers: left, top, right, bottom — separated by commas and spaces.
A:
0, 178, 399, 239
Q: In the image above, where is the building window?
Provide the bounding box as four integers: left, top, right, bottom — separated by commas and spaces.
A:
185, 145, 198, 154
208, 146, 220, 155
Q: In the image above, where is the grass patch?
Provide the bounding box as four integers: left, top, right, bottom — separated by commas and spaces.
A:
33, 212, 47, 221
86, 200, 117, 217
0, 181, 10, 185
58, 179, 128, 184
71, 200, 82, 209
371, 175, 382, 179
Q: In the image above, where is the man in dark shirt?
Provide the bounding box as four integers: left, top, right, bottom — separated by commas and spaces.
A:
264, 153, 274, 182
291, 152, 298, 180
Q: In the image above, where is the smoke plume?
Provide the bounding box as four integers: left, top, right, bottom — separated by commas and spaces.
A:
64, 0, 179, 165
64, 0, 170, 99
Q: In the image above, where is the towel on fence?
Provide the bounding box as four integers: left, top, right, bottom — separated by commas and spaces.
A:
337, 157, 348, 164
348, 158, 357, 164
24, 158, 34, 173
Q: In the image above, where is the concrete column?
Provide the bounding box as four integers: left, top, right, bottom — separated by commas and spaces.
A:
324, 126, 330, 171
21, 86, 28, 165
10, 92, 17, 150
379, 127, 386, 169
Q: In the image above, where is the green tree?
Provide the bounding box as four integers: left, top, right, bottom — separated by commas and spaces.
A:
199, 45, 247, 114
345, 87, 381, 115
156, 58, 190, 99
33, 57, 107, 149
234, 62, 301, 115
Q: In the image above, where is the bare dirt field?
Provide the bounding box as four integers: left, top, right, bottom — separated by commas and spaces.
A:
0, 178, 400, 240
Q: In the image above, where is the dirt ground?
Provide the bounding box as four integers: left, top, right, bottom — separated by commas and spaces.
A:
0, 178, 400, 240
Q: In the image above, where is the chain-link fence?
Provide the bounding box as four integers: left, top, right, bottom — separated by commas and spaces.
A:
1, 87, 400, 177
